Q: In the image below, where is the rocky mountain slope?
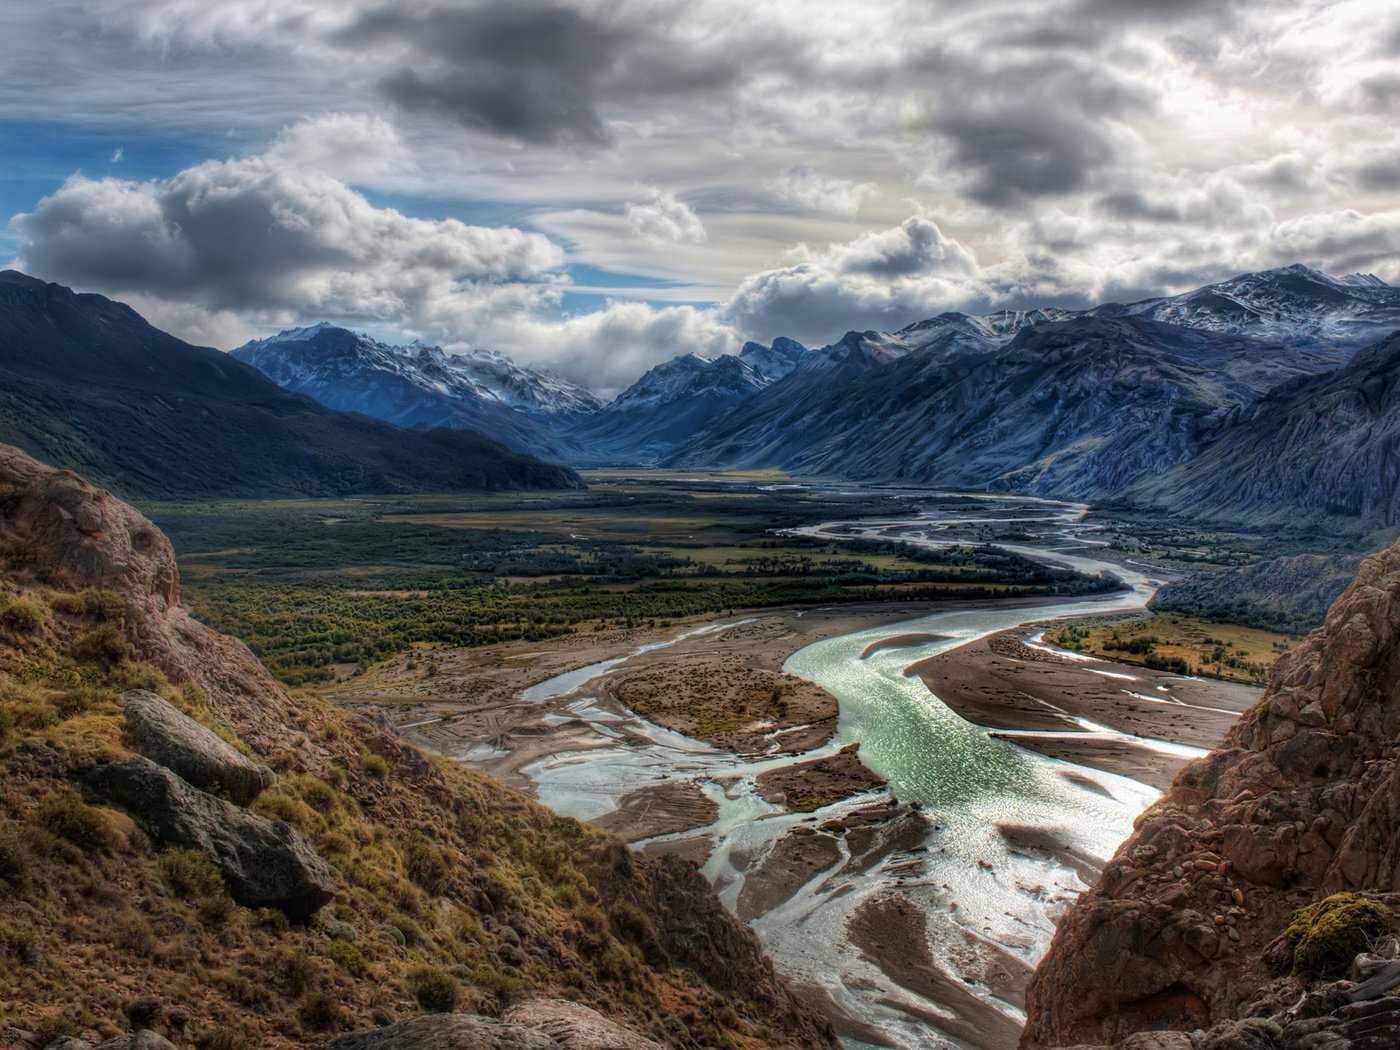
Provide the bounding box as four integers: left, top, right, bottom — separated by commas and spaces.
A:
1131, 332, 1400, 528
232, 326, 600, 459
0, 445, 832, 1050
671, 316, 1336, 499
1151, 553, 1367, 634
0, 272, 580, 499
1022, 535, 1400, 1048
567, 346, 799, 464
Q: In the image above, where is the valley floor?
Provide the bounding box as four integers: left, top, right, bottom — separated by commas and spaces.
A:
321, 594, 1258, 1049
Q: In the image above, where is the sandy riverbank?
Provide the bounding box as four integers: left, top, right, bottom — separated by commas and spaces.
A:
911, 629, 1260, 789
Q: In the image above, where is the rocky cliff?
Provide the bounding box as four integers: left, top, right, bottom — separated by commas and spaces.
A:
1022, 537, 1400, 1048
0, 445, 834, 1050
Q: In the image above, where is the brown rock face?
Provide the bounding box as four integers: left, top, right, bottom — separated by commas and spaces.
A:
0, 444, 300, 754
1022, 537, 1400, 1048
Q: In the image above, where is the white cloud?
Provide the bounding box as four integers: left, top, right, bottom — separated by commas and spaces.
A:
10, 148, 566, 344
725, 217, 992, 342
626, 190, 707, 245
477, 300, 740, 398
770, 166, 878, 218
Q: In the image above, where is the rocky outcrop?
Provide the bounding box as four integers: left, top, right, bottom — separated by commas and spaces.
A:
84, 757, 334, 919
319, 1015, 556, 1050
504, 1000, 664, 1049
121, 689, 273, 804
0, 444, 312, 756
35, 1033, 175, 1050
1022, 538, 1400, 1047
318, 1002, 667, 1050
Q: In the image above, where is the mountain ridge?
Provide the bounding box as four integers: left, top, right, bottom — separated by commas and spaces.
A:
0, 271, 581, 499
231, 324, 601, 460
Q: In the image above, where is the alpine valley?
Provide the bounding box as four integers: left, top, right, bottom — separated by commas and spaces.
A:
226, 264, 1400, 528
5, 259, 1400, 1050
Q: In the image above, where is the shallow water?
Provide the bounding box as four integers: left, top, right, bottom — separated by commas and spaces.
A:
515, 497, 1170, 1049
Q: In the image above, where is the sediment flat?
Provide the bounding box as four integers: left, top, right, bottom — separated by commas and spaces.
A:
912, 630, 1260, 789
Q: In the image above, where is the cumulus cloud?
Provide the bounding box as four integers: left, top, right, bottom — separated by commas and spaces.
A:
724, 217, 993, 342
770, 166, 878, 218
267, 113, 408, 183
10, 149, 566, 341
481, 300, 739, 397
626, 190, 707, 245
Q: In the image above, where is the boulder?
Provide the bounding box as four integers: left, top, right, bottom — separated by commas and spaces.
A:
43, 1034, 178, 1050
506, 1000, 664, 1049
121, 690, 273, 805
92, 1035, 177, 1050
318, 1015, 555, 1050
85, 758, 333, 919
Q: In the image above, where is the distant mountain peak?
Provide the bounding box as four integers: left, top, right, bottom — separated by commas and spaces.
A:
229, 324, 601, 459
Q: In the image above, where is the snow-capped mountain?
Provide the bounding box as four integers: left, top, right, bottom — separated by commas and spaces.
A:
230, 325, 594, 460
737, 336, 810, 382
1091, 264, 1400, 347
660, 266, 1400, 526
440, 347, 604, 424
567, 340, 806, 464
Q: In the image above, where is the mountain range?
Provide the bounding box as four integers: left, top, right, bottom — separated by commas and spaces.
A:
4, 263, 1398, 525
0, 271, 580, 499
660, 264, 1400, 526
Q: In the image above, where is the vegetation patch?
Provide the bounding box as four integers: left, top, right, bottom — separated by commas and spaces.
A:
1269, 892, 1395, 975
1046, 613, 1297, 685
150, 482, 1122, 686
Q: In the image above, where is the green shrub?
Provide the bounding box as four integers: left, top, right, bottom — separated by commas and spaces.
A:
408, 966, 459, 1012
57, 683, 119, 719
325, 939, 368, 977
31, 1016, 81, 1045
123, 995, 162, 1026
256, 908, 290, 933
69, 623, 134, 667
37, 793, 112, 851
0, 598, 46, 633
196, 1027, 251, 1050
0, 831, 32, 890
1272, 892, 1395, 975
158, 848, 226, 901
298, 990, 344, 1030
404, 834, 451, 896
268, 947, 318, 997
607, 899, 652, 944
52, 588, 126, 621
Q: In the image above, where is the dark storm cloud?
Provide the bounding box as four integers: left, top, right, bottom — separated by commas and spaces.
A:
1098, 192, 1185, 223
1359, 73, 1400, 114
930, 109, 1120, 207
1072, 0, 1239, 25
338, 1, 752, 145
891, 39, 1153, 208
1354, 155, 1400, 190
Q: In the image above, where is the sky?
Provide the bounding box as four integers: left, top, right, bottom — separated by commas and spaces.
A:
3, 0, 1398, 395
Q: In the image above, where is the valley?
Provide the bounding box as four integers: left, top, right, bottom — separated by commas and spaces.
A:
153, 478, 1289, 1049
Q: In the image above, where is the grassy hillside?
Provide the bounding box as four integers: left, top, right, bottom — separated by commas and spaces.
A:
0, 447, 833, 1050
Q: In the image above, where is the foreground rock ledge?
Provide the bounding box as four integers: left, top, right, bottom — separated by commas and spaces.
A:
319, 1001, 664, 1050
